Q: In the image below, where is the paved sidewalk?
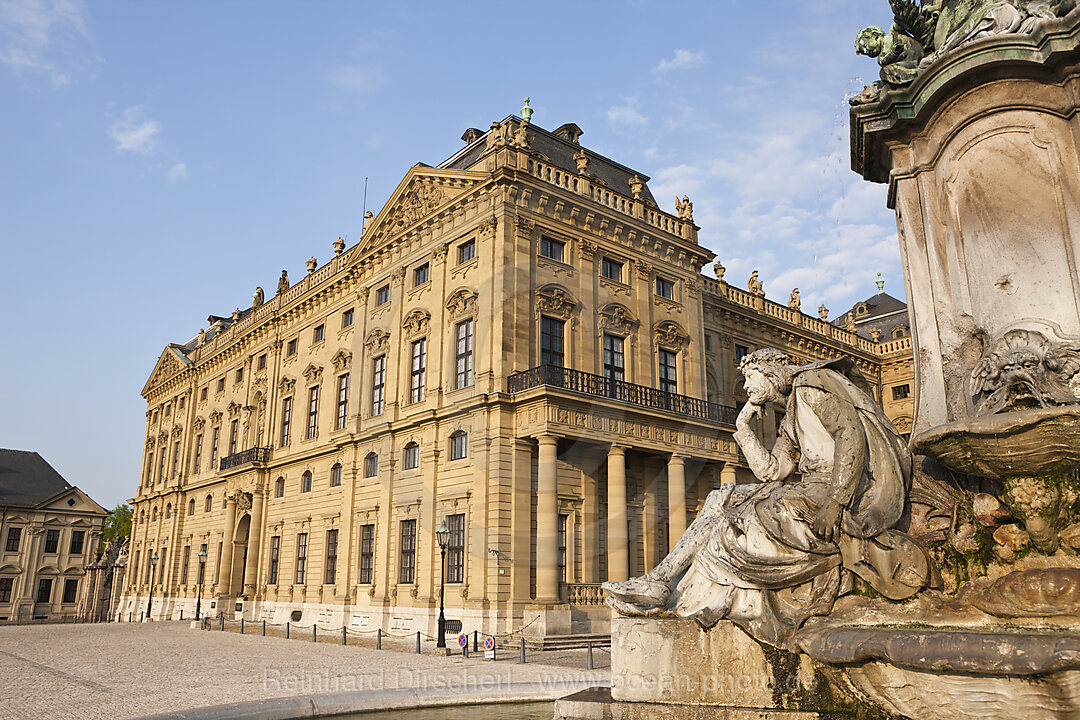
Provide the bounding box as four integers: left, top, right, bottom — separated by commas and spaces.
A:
0, 622, 608, 720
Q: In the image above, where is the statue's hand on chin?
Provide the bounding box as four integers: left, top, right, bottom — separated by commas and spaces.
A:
736, 401, 763, 430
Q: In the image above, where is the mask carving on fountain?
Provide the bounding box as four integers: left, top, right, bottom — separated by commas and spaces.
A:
970, 328, 1080, 415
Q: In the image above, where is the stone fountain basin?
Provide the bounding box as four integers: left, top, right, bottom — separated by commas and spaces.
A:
912, 406, 1080, 480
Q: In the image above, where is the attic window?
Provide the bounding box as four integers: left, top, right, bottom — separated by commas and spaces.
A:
856, 303, 868, 317
67, 498, 76, 507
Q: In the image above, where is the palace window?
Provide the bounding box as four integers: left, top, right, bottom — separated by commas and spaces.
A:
413, 263, 429, 287
44, 530, 59, 554
179, 396, 185, 410
341, 308, 354, 328
371, 356, 386, 416
205, 494, 213, 513
229, 419, 239, 455
313, 324, 325, 344
235, 367, 243, 383
295, 533, 308, 585
193, 434, 202, 473
655, 277, 675, 300
151, 507, 158, 523
892, 384, 911, 400
558, 513, 568, 584
658, 349, 678, 394
69, 530, 84, 556
735, 344, 749, 363
165, 503, 171, 519
301, 471, 312, 493
268, 536, 280, 584
399, 520, 416, 584
164, 404, 171, 418
0, 577, 12, 603
403, 442, 419, 470
540, 235, 564, 262
145, 452, 153, 486
541, 316, 565, 367
336, 373, 349, 430
200, 387, 208, 401
4, 528, 19, 553
36, 578, 52, 603
286, 338, 298, 357
449, 431, 467, 460
359, 524, 375, 584
330, 463, 342, 487
601, 257, 623, 283
603, 334, 625, 385
158, 452, 166, 483
704, 334, 712, 351
375, 284, 390, 306
325, 529, 338, 585
257, 353, 267, 371
455, 319, 473, 389
275, 477, 285, 498
62, 578, 78, 604
410, 339, 427, 403
217, 377, 225, 393
188, 498, 195, 515
458, 238, 475, 264
280, 397, 292, 446
180, 546, 190, 585
364, 452, 378, 478
307, 386, 319, 439
211, 427, 220, 466
446, 514, 465, 583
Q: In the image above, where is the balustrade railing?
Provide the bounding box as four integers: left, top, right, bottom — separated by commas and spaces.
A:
565, 583, 605, 606
507, 365, 736, 425
219, 447, 271, 472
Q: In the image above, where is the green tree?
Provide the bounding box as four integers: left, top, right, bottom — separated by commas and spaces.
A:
103, 504, 132, 543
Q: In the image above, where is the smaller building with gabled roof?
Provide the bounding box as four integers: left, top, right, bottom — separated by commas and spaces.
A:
0, 449, 108, 622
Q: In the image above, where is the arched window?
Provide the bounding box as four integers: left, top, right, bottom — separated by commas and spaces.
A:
302, 471, 312, 493
403, 442, 419, 470
165, 503, 172, 519
330, 463, 342, 487
275, 477, 285, 498
205, 495, 212, 513
449, 431, 467, 460
151, 506, 158, 522
364, 452, 378, 478
188, 498, 195, 516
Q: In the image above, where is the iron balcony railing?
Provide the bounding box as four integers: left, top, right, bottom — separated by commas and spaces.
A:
507, 365, 737, 425
219, 447, 271, 472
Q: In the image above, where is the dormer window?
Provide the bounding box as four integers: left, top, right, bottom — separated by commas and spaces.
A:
856, 303, 869, 317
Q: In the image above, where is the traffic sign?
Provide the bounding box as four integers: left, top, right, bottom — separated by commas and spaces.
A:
484, 636, 495, 650
458, 634, 468, 648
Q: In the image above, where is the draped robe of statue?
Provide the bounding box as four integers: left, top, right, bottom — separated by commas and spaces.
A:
604, 358, 932, 649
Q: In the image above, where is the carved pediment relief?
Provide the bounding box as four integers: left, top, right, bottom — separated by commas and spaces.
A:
142, 345, 191, 395
331, 349, 352, 372
445, 288, 478, 319
209, 409, 223, 424
157, 431, 168, 445
403, 309, 431, 339
278, 376, 295, 394
145, 436, 155, 449
654, 320, 690, 350
365, 329, 391, 356
599, 304, 639, 336
193, 416, 205, 432
227, 401, 242, 418
303, 363, 323, 384
171, 425, 183, 439
515, 216, 535, 238
536, 285, 578, 320
397, 182, 445, 227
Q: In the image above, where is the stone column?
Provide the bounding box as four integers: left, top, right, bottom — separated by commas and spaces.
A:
667, 454, 687, 552
218, 494, 238, 602
720, 462, 738, 486
243, 491, 264, 595
607, 445, 628, 582
535, 435, 560, 603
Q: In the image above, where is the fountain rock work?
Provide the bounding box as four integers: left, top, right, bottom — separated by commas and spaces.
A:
556, 4, 1080, 720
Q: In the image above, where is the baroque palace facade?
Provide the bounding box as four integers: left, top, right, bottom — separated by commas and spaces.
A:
119, 115, 913, 635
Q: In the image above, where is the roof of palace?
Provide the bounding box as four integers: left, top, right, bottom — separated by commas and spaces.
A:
0, 449, 76, 508
834, 289, 910, 341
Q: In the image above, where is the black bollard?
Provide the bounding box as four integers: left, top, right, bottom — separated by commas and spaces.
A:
342, 626, 346, 646
286, 621, 290, 639
473, 630, 478, 653
520, 637, 526, 664
587, 642, 594, 670
240, 617, 244, 634
220, 616, 224, 631
416, 631, 421, 654
376, 628, 382, 650
180, 610, 183, 621
313, 624, 317, 643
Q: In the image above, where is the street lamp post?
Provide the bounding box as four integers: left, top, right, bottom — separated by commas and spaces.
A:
146, 551, 159, 620
195, 548, 207, 620
435, 520, 450, 649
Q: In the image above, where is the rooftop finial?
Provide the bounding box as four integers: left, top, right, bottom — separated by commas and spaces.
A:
876, 272, 885, 294
521, 97, 533, 124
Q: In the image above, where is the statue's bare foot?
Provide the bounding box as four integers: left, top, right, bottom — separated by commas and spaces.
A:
602, 575, 670, 606
605, 596, 655, 616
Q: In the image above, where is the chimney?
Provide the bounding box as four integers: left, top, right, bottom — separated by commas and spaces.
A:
553, 123, 584, 144
461, 128, 484, 145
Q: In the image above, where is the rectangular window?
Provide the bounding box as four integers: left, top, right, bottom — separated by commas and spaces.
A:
601, 257, 623, 282
5, 527, 21, 553
180, 546, 190, 584
301, 472, 312, 493
268, 536, 280, 585
404, 443, 419, 470
413, 263, 429, 287
296, 533, 308, 585
375, 284, 390, 306
235, 367, 243, 383
145, 453, 153, 485
325, 529, 338, 585
603, 334, 625, 384
659, 349, 678, 394
172, 440, 180, 477
313, 324, 325, 344
341, 308, 354, 328
158, 452, 166, 483
193, 434, 202, 473
44, 529, 59, 554
540, 235, 564, 262
200, 387, 208, 401
447, 514, 465, 583
704, 334, 712, 351
455, 319, 473, 389
735, 344, 749, 362
211, 427, 220, 466
133, 550, 140, 584
69, 530, 85, 556
280, 397, 292, 446
557, 513, 568, 584
165, 404, 171, 417
450, 432, 467, 460
229, 419, 239, 455
399, 520, 416, 584
0, 577, 12, 603
410, 339, 427, 403
217, 377, 225, 393
458, 238, 475, 264
306, 386, 319, 439
331, 464, 343, 487
371, 356, 386, 415
286, 338, 298, 356
257, 354, 267, 371
359, 524, 375, 584
655, 277, 675, 299
892, 384, 911, 400
62, 578, 78, 604
179, 396, 185, 410
36, 578, 52, 604
336, 373, 349, 430
541, 316, 565, 367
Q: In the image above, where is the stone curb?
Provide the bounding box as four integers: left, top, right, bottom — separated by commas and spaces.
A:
130, 680, 609, 720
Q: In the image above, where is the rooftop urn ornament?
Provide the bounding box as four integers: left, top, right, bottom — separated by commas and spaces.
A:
714, 261, 726, 283
520, 97, 533, 124
876, 272, 885, 294
306, 256, 318, 274
231, 308, 241, 322
788, 288, 802, 312
253, 286, 264, 308
818, 303, 829, 320
869, 326, 882, 342
573, 149, 589, 174
277, 270, 289, 295
333, 236, 345, 256
629, 175, 645, 200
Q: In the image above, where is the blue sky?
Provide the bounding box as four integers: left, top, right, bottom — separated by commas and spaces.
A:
0, 0, 902, 508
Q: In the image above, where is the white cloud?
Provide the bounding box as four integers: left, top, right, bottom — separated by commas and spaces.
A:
607, 97, 647, 130
327, 64, 384, 93
0, 0, 87, 84
653, 49, 705, 74
109, 107, 160, 155
168, 163, 187, 182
